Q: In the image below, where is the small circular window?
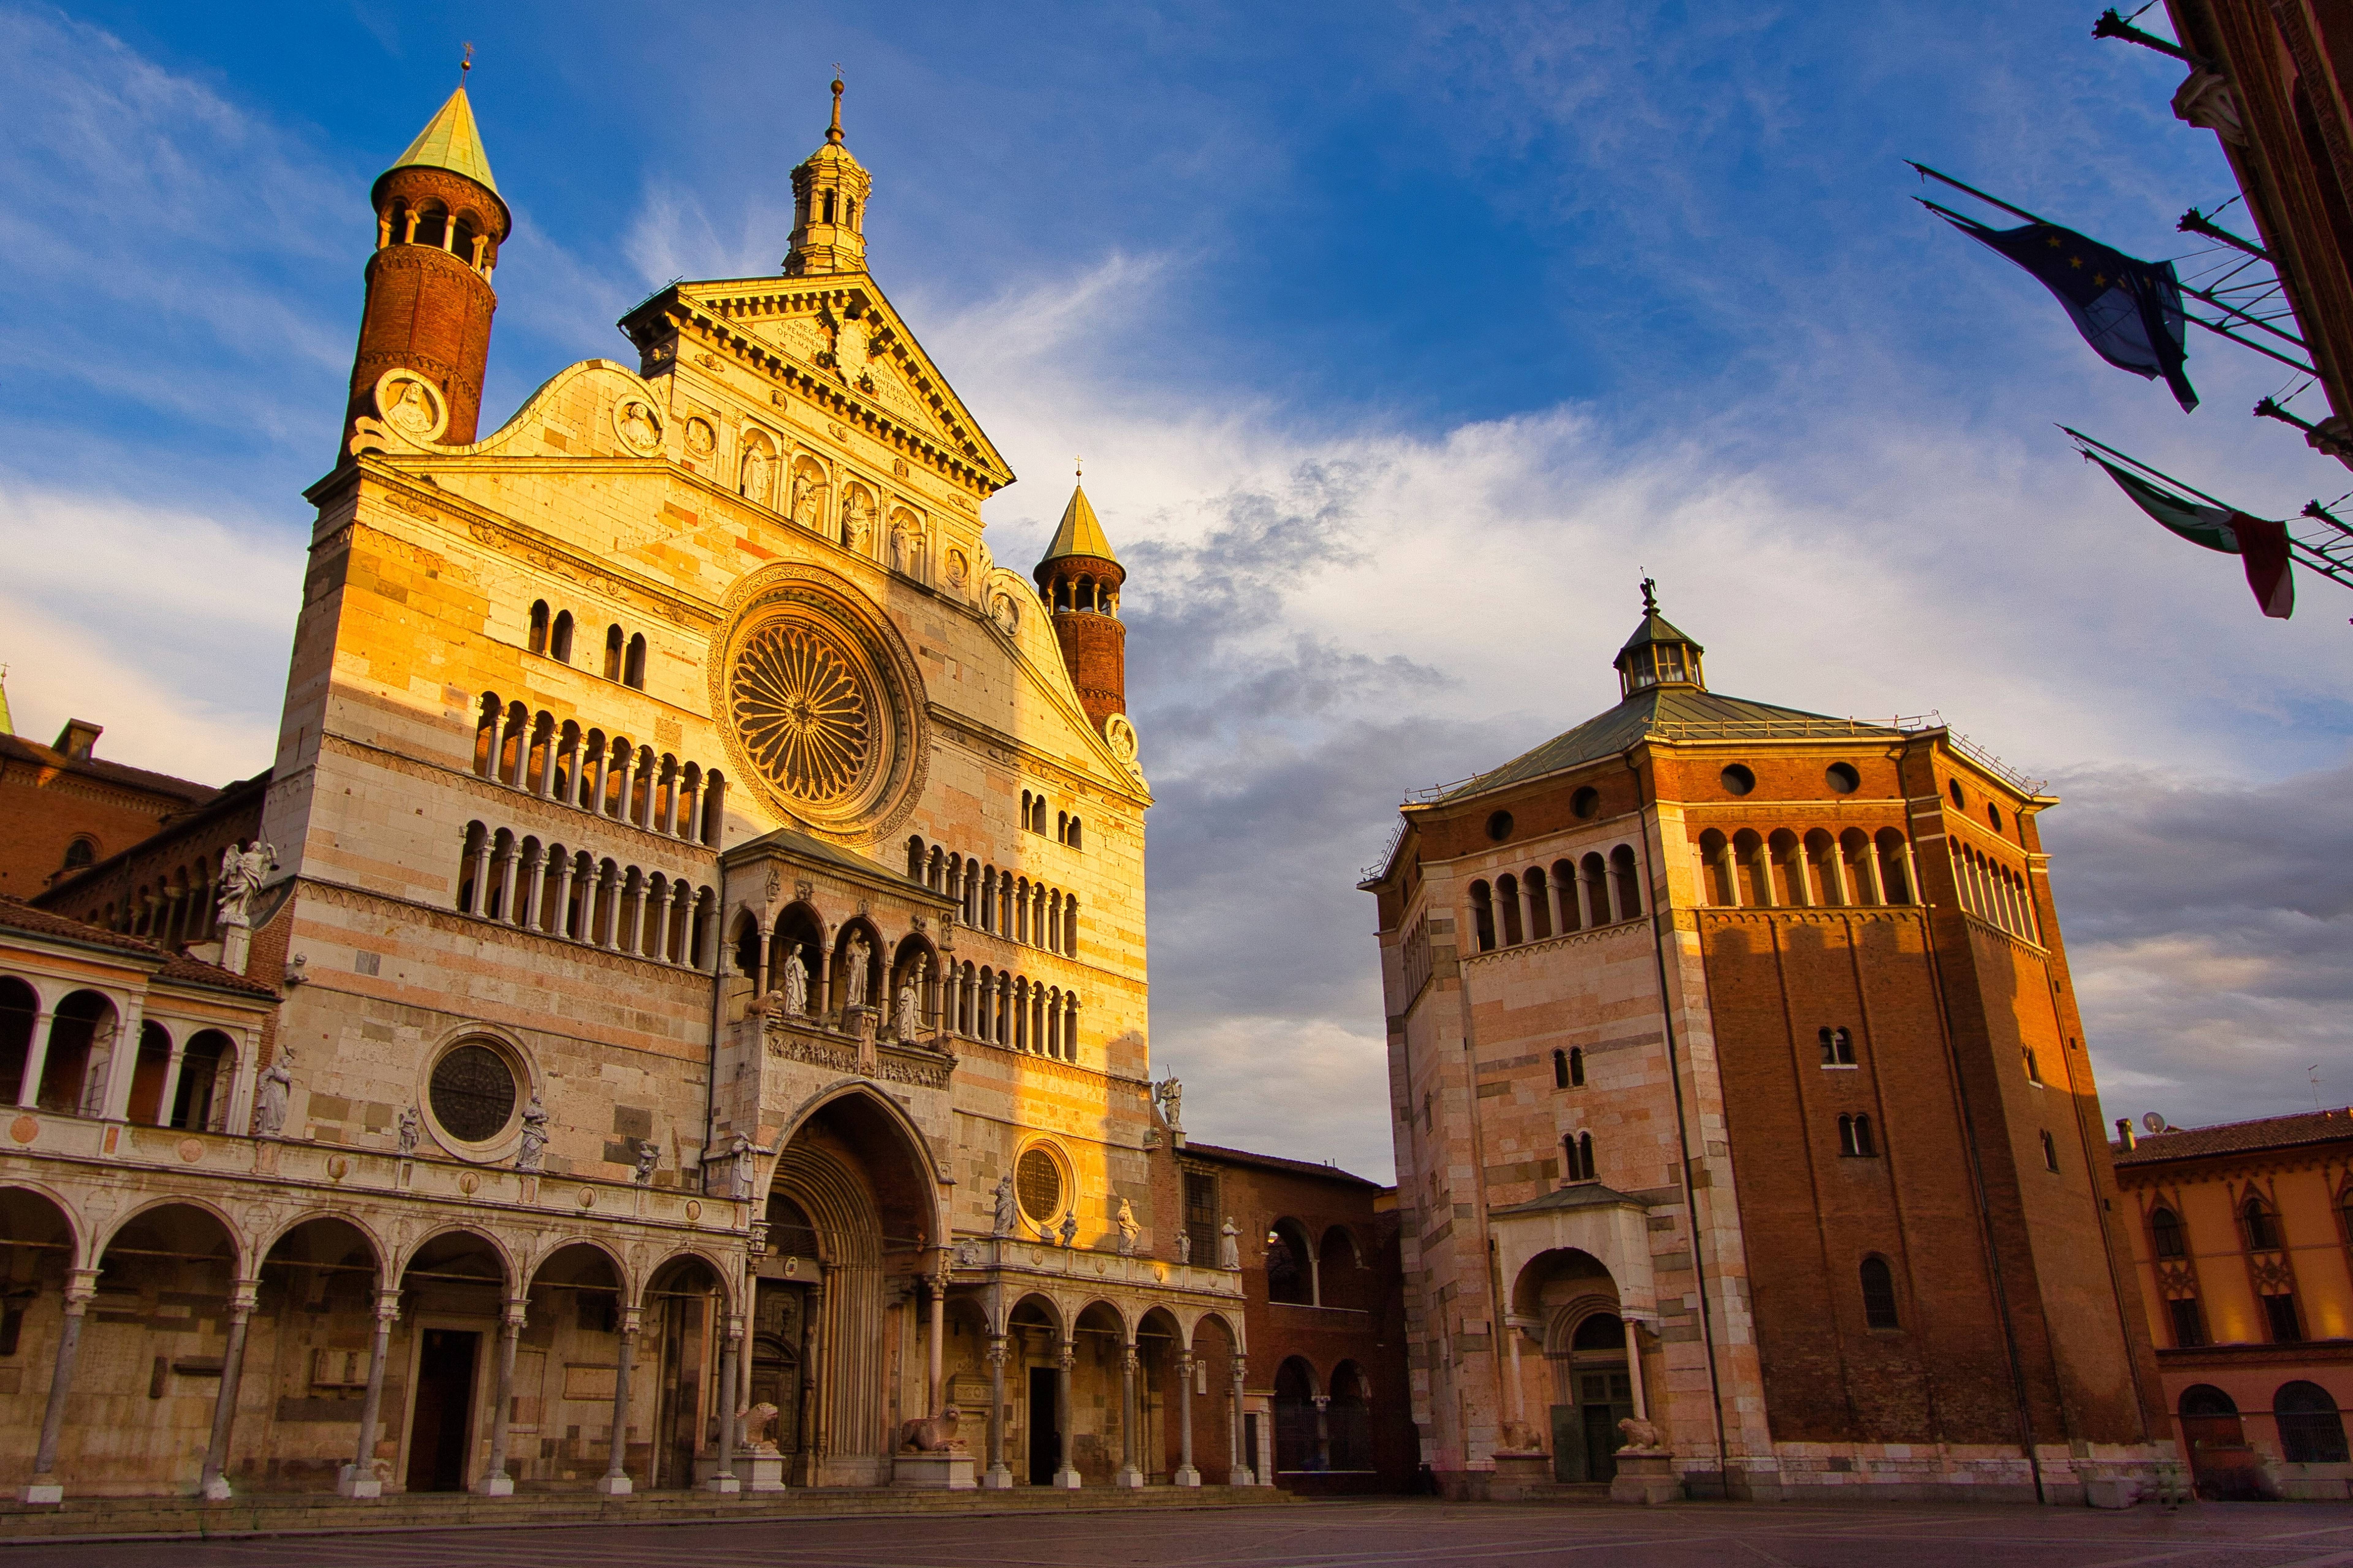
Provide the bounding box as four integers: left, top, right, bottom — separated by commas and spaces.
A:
1486, 810, 1514, 842
1825, 763, 1859, 795
429, 1042, 519, 1144
1987, 803, 2003, 832
1720, 764, 1756, 796
1016, 1146, 1065, 1225
1570, 786, 1600, 819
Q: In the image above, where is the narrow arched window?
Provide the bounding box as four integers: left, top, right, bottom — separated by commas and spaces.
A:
605, 624, 624, 680
624, 633, 647, 690
2040, 1130, 2059, 1174
1469, 881, 1495, 952
61, 837, 97, 874
2150, 1206, 2186, 1260
1561, 1131, 1596, 1181
550, 610, 574, 663
2245, 1196, 2281, 1251
1839, 1114, 1859, 1156
1860, 1256, 1900, 1329
1569, 1047, 1584, 1087
1552, 1049, 1569, 1090
1852, 1113, 1875, 1156
529, 600, 550, 654
1610, 844, 1643, 920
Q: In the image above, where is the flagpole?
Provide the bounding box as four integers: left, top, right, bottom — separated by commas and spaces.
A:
1907, 163, 2061, 228
2057, 425, 2239, 509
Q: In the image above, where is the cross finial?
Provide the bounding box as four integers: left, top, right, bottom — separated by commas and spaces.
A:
1640, 576, 1658, 614
1074, 455, 1084, 480
828, 71, 845, 142
461, 42, 472, 81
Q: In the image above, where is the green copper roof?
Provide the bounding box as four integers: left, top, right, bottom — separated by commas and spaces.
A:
1435, 686, 1901, 804
1039, 483, 1117, 566
386, 86, 499, 195
1616, 609, 1703, 658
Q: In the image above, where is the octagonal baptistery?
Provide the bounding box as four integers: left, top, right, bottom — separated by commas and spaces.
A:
1360, 588, 2170, 1504
0, 81, 1270, 1504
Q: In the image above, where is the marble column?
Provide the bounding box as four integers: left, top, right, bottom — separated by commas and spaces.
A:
1504, 1314, 1530, 1434
339, 1288, 399, 1498
482, 704, 504, 781
925, 1275, 945, 1420
1115, 1342, 1144, 1487
517, 846, 545, 931
553, 855, 578, 940
478, 1296, 525, 1495
1313, 1393, 1332, 1472
198, 1278, 260, 1500
1623, 1315, 1651, 1422
598, 1308, 640, 1494
708, 1312, 742, 1492
467, 833, 493, 917
1228, 1357, 1253, 1485
661, 768, 681, 835
1173, 1350, 1199, 1487
20, 1267, 97, 1504
1052, 1339, 1081, 1487
616, 749, 638, 825
982, 1334, 1012, 1489
14, 1011, 54, 1107
153, 1033, 189, 1130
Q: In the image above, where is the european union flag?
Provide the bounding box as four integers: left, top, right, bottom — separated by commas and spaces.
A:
1935, 210, 2198, 411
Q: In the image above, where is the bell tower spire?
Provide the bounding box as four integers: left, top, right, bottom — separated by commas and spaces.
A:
339, 64, 511, 457
784, 77, 872, 277
1034, 466, 1130, 735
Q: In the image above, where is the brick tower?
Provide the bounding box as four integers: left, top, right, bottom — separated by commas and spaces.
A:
339, 75, 510, 456
1033, 475, 1127, 734
1361, 584, 2169, 1503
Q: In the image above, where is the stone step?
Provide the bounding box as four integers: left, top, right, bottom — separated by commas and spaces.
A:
0, 1483, 1301, 1543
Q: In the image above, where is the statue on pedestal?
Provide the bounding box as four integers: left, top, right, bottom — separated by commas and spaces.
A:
781, 943, 809, 1016
1115, 1197, 1139, 1257
842, 932, 871, 1009
992, 1173, 1018, 1237
515, 1096, 548, 1172
254, 1047, 295, 1139
1218, 1217, 1242, 1271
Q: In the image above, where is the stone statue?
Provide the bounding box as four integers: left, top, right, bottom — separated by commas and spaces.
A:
1217, 1217, 1241, 1271
842, 932, 871, 1009
740, 445, 771, 503
1058, 1212, 1078, 1249
781, 943, 809, 1016
946, 550, 968, 591
1616, 1416, 1665, 1453
514, 1095, 548, 1173
633, 1139, 659, 1184
397, 1104, 419, 1157
1496, 1420, 1547, 1455
729, 1132, 755, 1201
840, 493, 871, 552
896, 1405, 964, 1454
894, 963, 923, 1041
889, 525, 907, 574
254, 1046, 295, 1139
1154, 1076, 1183, 1131
992, 1173, 1018, 1236
1176, 1228, 1192, 1264
738, 1402, 782, 1455
1115, 1197, 1139, 1257
788, 468, 822, 528
216, 839, 277, 929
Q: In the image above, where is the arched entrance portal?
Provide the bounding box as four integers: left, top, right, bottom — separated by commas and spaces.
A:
756, 1089, 938, 1487
1510, 1247, 1633, 1485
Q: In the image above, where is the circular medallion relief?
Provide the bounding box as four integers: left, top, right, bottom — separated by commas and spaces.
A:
684, 416, 717, 456
712, 568, 930, 842
373, 369, 449, 444
613, 397, 664, 456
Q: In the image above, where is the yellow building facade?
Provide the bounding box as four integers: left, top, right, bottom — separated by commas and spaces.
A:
0, 81, 1254, 1502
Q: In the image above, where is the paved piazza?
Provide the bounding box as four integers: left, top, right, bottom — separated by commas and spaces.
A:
11, 1501, 2353, 1568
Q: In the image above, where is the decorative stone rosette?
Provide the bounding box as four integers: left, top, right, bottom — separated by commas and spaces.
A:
713, 565, 929, 842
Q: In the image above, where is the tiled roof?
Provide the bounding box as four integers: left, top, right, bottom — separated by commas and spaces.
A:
1184, 1141, 1384, 1189
388, 85, 499, 196
0, 898, 276, 999
2113, 1107, 2353, 1166
0, 733, 216, 805
1433, 686, 1903, 803
0, 895, 161, 955
1039, 483, 1117, 566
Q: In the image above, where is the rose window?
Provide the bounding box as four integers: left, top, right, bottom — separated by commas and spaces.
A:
729, 622, 875, 805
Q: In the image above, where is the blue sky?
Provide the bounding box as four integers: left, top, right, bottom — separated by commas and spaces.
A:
3, 1, 2349, 1177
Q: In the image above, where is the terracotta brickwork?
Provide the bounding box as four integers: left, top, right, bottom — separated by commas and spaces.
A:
1364, 606, 2172, 1504
0, 725, 217, 901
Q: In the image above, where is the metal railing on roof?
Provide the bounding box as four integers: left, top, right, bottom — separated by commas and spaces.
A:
1891, 711, 2049, 796
1359, 818, 1410, 884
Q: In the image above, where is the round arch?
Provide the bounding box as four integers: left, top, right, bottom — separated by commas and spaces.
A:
257, 1208, 388, 1278
525, 1234, 634, 1305
97, 1194, 248, 1276
393, 1224, 517, 1291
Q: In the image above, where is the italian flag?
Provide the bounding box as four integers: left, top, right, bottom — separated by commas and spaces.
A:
2091, 456, 2294, 619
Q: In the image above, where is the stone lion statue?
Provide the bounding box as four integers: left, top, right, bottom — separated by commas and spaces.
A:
896, 1404, 965, 1454
1616, 1415, 1664, 1452
738, 1402, 782, 1455
1494, 1420, 1547, 1455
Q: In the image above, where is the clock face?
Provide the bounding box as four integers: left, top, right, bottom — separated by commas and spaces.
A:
713, 566, 930, 843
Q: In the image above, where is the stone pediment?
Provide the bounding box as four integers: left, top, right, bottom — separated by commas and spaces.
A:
624, 276, 1013, 495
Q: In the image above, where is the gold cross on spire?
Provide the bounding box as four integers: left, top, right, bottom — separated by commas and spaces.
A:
1075, 455, 1084, 479
461, 41, 473, 81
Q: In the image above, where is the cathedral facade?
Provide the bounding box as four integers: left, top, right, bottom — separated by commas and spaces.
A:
1361, 598, 2176, 1504
0, 82, 1282, 1502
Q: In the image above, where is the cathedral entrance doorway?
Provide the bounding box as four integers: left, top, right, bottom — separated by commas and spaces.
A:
1028, 1365, 1061, 1484
1550, 1312, 1632, 1484
406, 1328, 480, 1492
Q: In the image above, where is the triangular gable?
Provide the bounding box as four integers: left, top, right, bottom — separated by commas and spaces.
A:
638, 275, 1014, 495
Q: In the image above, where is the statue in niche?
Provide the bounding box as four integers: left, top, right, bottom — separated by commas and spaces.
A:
740, 444, 772, 504
1058, 1211, 1078, 1249
216, 839, 277, 929
1115, 1198, 1139, 1257
788, 467, 824, 528
945, 550, 968, 591
992, 1173, 1018, 1236
894, 959, 923, 1040
841, 491, 873, 553
889, 524, 907, 574
729, 1132, 755, 1201
842, 932, 871, 1009
515, 1095, 549, 1172
780, 943, 809, 1016
633, 1140, 659, 1184
397, 1104, 420, 1157
1218, 1217, 1242, 1271
1176, 1228, 1192, 1264
254, 1046, 295, 1139
1154, 1076, 1183, 1132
